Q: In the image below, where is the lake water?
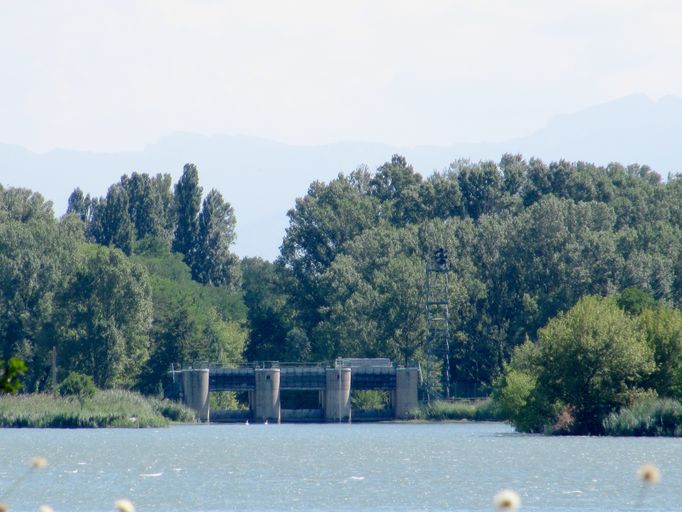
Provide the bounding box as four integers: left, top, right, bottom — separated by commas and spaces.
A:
1, 422, 680, 512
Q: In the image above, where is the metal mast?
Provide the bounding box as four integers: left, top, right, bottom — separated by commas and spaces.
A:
424, 247, 452, 399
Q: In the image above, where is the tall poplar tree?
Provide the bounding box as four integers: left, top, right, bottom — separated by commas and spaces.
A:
101, 184, 133, 255
192, 189, 239, 288
121, 172, 165, 241
172, 164, 202, 261
151, 173, 176, 238
66, 188, 89, 222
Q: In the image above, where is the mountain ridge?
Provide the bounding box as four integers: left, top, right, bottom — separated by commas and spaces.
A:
1, 94, 680, 260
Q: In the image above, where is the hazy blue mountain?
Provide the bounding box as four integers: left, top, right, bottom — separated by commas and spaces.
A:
1, 94, 680, 260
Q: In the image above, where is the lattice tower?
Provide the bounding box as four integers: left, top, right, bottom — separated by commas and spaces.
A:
424, 248, 452, 399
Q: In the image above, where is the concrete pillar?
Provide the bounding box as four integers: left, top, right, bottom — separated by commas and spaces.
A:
248, 390, 255, 416
255, 368, 281, 423
394, 368, 419, 419
182, 369, 210, 422
325, 367, 351, 422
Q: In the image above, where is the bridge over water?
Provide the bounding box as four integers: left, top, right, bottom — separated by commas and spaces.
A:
174, 358, 420, 423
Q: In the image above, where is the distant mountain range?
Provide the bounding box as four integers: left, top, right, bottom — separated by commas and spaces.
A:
1, 94, 680, 260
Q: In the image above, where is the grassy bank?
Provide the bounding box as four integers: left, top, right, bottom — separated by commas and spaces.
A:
0, 390, 196, 428
603, 397, 682, 436
408, 399, 505, 422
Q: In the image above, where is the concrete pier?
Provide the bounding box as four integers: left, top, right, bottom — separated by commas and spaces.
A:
182, 369, 210, 422
254, 368, 281, 423
394, 368, 420, 419
324, 367, 351, 422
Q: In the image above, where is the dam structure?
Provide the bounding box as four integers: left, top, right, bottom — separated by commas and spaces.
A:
174, 358, 420, 423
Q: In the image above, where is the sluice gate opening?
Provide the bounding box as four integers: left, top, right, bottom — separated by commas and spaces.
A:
173, 358, 419, 423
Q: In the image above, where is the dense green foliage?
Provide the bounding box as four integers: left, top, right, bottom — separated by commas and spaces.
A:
134, 243, 246, 393
0, 390, 196, 428
55, 244, 153, 388
58, 372, 98, 400
5, 153, 682, 435
0, 358, 27, 394
351, 390, 390, 411
246, 155, 682, 395
495, 296, 682, 434
1, 169, 245, 396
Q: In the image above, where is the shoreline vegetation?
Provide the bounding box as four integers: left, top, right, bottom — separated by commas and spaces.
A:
4, 155, 682, 436
408, 399, 505, 422
2, 392, 682, 435
0, 390, 196, 428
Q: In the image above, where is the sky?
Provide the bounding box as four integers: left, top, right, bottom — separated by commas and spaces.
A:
2, 0, 682, 154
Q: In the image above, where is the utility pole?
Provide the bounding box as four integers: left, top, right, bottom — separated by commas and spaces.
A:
51, 346, 57, 392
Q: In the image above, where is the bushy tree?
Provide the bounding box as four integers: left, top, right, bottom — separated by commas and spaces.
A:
369, 155, 425, 225
495, 296, 654, 434
58, 371, 97, 400
54, 244, 152, 388
637, 305, 682, 398
0, 188, 76, 387
456, 160, 503, 219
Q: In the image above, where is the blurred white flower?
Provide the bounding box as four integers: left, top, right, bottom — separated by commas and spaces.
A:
31, 458, 48, 469
637, 464, 661, 485
114, 499, 135, 512
493, 489, 521, 510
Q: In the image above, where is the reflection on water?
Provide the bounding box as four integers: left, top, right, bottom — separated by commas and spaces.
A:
1, 422, 680, 511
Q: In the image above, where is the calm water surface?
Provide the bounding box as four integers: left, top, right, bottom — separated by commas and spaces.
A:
1, 422, 680, 511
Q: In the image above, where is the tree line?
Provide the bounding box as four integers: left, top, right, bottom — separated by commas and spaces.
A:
3, 153, 682, 411
0, 168, 244, 394
67, 164, 239, 288
244, 155, 682, 394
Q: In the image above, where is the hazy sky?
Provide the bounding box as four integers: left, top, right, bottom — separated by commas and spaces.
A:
2, 0, 682, 153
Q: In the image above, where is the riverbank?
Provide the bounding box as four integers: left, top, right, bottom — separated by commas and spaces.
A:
407, 399, 505, 422
0, 390, 196, 427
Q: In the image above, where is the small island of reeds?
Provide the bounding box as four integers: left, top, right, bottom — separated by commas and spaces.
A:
0, 390, 195, 428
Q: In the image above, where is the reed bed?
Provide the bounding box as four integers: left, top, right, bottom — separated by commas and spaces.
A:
603, 397, 682, 436
408, 398, 505, 421
0, 390, 195, 428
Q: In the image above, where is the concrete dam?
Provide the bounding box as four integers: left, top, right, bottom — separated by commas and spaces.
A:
175, 359, 420, 423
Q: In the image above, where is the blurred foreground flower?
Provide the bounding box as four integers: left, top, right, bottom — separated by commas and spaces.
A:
31, 458, 48, 469
0, 457, 49, 505
493, 489, 521, 510
115, 499, 135, 512
38, 505, 54, 512
637, 464, 661, 485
